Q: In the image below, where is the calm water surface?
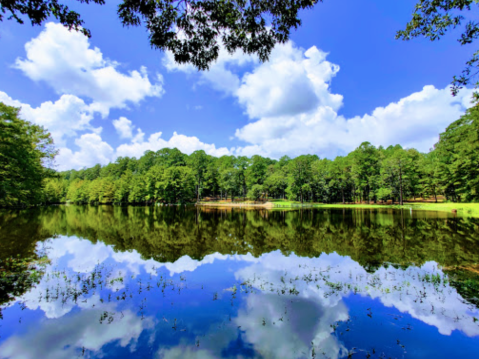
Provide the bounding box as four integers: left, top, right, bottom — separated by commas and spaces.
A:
0, 206, 478, 358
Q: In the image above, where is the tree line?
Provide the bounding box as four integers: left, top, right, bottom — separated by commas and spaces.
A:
1, 102, 478, 207
42, 106, 479, 205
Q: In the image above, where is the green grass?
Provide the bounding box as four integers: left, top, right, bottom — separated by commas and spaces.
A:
269, 199, 479, 217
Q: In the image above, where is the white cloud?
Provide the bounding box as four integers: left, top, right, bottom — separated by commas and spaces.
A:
113, 116, 135, 139
15, 22, 164, 117
237, 44, 342, 119
56, 132, 114, 170
165, 39, 473, 159
115, 131, 231, 159
0, 91, 95, 147
235, 84, 473, 158
163, 43, 256, 95
4, 26, 474, 171
230, 43, 473, 158
52, 129, 232, 170
235, 251, 479, 338
0, 21, 166, 157
157, 347, 216, 359
0, 306, 153, 359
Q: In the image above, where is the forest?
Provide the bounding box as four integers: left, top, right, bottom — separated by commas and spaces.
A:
1, 102, 479, 207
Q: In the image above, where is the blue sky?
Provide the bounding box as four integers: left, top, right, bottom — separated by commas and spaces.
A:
0, 0, 475, 170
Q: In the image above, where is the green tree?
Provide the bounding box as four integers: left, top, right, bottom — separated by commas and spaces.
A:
245, 155, 270, 189
288, 155, 315, 203
247, 184, 263, 201
128, 174, 148, 203
435, 105, 479, 201
67, 179, 88, 203
114, 169, 133, 203
235, 156, 249, 200
328, 156, 351, 204
189, 150, 209, 202
145, 165, 166, 202
0, 102, 57, 207
2, 0, 320, 70
263, 170, 288, 199
420, 151, 441, 203
219, 167, 241, 201
161, 166, 195, 204
310, 158, 330, 203
43, 177, 67, 203
203, 160, 220, 198
397, 0, 479, 100
378, 146, 408, 205
350, 142, 379, 203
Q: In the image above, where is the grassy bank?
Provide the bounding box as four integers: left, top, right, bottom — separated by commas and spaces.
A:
270, 200, 479, 217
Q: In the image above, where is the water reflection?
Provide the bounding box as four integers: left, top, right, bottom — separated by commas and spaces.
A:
0, 206, 478, 358
2, 205, 479, 267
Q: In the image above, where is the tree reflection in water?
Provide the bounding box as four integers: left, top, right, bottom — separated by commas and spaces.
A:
0, 206, 478, 358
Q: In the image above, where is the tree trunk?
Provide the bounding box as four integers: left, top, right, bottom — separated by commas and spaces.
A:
341, 187, 345, 204
399, 164, 403, 206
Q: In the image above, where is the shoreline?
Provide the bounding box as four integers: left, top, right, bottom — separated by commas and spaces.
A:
197, 201, 479, 218
198, 202, 275, 209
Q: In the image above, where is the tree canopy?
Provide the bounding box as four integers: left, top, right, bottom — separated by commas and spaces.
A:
0, 102, 57, 207
397, 0, 479, 100
2, 0, 478, 93
39, 105, 479, 206
1, 0, 319, 70
2, 0, 477, 93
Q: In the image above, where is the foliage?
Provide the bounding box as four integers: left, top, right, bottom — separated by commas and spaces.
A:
0, 102, 57, 207
7, 204, 478, 269
2, 0, 319, 70
434, 105, 479, 201
397, 0, 479, 100
247, 184, 263, 201
0, 254, 47, 310
0, 0, 105, 37
36, 106, 479, 205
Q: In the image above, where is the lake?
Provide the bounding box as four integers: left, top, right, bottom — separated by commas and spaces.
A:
0, 205, 478, 358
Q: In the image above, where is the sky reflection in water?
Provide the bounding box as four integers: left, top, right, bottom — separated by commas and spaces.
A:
0, 206, 478, 359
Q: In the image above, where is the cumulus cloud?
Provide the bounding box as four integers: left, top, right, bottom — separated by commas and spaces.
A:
235, 84, 473, 158
0, 21, 167, 162
1, 22, 234, 170
237, 44, 342, 119
0, 306, 153, 359
56, 132, 114, 170
166, 39, 473, 159
52, 129, 232, 170
163, 43, 256, 95
231, 44, 473, 158
115, 131, 231, 159
15, 22, 164, 117
113, 116, 135, 139
4, 25, 474, 171
0, 91, 95, 146
235, 251, 479, 338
